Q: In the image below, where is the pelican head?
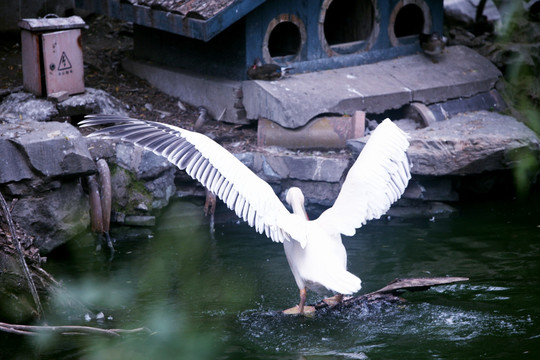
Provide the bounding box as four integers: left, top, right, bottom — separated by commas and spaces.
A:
286, 187, 308, 219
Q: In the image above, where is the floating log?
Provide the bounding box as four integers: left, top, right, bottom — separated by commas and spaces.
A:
312, 277, 469, 314
366, 277, 469, 295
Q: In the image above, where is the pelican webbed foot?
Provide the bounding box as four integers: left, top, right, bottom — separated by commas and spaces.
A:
282, 287, 315, 315
322, 294, 344, 307
282, 305, 315, 315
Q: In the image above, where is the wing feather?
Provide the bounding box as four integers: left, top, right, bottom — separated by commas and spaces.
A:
221, 181, 234, 203
135, 132, 170, 149
178, 148, 197, 169
315, 119, 411, 236
79, 115, 296, 244
199, 161, 213, 184
211, 173, 225, 194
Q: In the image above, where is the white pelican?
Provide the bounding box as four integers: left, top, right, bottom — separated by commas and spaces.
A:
79, 116, 411, 314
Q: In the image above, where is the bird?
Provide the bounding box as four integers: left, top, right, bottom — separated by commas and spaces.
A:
193, 106, 226, 132
79, 115, 411, 315
194, 107, 210, 131
419, 32, 447, 61
247, 58, 293, 81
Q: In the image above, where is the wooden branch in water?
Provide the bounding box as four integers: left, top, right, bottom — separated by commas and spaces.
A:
314, 277, 469, 311
368, 277, 470, 295
0, 321, 153, 338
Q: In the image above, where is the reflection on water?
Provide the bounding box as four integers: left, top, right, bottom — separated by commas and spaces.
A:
3, 196, 540, 359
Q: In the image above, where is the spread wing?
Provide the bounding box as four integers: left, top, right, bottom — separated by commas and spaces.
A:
79, 115, 302, 245
315, 119, 411, 236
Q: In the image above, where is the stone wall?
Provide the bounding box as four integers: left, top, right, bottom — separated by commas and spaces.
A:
0, 88, 134, 252
0, 121, 94, 252
1, 89, 539, 254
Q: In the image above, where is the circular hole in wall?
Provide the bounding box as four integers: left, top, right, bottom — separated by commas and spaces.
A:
394, 4, 424, 38
263, 14, 306, 64
320, 0, 378, 55
268, 21, 301, 58
389, 0, 432, 46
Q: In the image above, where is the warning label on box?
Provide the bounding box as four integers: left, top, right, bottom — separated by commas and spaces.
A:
58, 51, 73, 74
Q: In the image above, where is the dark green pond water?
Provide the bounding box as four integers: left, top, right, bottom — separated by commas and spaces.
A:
3, 196, 540, 359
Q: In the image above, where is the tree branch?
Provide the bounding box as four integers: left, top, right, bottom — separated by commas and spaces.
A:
0, 321, 153, 338
475, 0, 488, 23
314, 277, 470, 311
0, 191, 44, 319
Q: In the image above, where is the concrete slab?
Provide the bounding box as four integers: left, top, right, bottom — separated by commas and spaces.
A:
381, 45, 501, 104
243, 61, 411, 129
243, 46, 501, 128
123, 58, 247, 124
124, 45, 501, 128
332, 63, 413, 115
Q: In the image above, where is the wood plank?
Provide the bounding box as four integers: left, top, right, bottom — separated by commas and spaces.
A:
20, 30, 43, 96
18, 16, 86, 31
41, 29, 85, 96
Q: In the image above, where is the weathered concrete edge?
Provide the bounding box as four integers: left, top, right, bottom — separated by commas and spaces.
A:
122, 58, 248, 124
243, 46, 502, 128
123, 46, 502, 130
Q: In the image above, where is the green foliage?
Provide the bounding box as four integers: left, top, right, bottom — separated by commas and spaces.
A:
494, 3, 540, 193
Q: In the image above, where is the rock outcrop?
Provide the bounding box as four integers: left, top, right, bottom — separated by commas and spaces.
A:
85, 137, 177, 227
1, 87, 539, 253
0, 88, 128, 124
0, 121, 95, 252
0, 88, 128, 252
349, 111, 540, 176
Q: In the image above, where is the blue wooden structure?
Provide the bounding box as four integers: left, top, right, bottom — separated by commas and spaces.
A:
75, 0, 444, 79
